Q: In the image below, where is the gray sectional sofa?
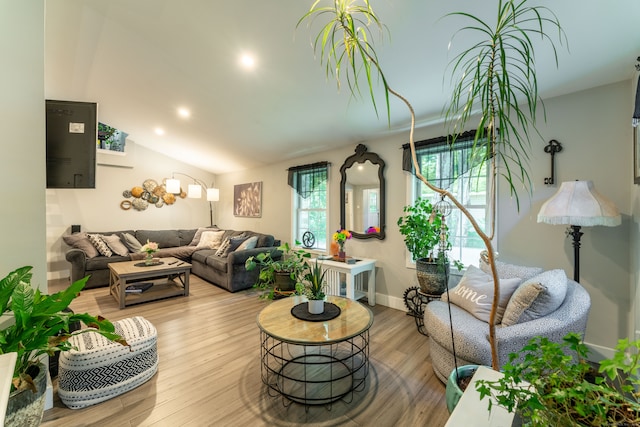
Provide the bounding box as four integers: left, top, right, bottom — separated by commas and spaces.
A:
64, 227, 280, 292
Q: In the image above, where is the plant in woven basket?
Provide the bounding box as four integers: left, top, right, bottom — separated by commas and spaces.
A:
476, 333, 640, 426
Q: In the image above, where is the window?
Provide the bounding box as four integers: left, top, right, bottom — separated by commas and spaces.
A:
288, 162, 329, 250
402, 131, 490, 266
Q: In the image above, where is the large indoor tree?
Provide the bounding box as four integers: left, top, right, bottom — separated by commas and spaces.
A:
298, 0, 565, 370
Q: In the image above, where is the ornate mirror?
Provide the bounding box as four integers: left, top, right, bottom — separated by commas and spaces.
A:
340, 144, 385, 240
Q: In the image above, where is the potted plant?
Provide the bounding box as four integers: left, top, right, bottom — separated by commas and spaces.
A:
245, 241, 311, 298
296, 259, 327, 314
298, 0, 565, 375
1, 266, 123, 426
397, 197, 462, 295
476, 333, 640, 426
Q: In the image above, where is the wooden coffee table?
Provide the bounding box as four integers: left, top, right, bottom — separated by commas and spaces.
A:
108, 257, 191, 308
257, 295, 373, 407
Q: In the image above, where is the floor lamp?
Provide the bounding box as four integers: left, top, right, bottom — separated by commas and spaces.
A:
166, 172, 219, 226
537, 180, 620, 282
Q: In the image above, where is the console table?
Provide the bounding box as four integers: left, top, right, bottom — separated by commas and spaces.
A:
311, 257, 376, 306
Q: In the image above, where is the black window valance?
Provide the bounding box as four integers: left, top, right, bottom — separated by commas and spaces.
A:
287, 161, 329, 198
401, 130, 489, 190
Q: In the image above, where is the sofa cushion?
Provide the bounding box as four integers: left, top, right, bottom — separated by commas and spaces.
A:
178, 229, 198, 246
120, 232, 142, 252
205, 255, 228, 272
191, 249, 215, 264
196, 230, 226, 250
101, 234, 129, 257
189, 226, 221, 246
501, 269, 568, 326
136, 230, 180, 248
85, 255, 131, 270
480, 260, 543, 281
63, 233, 99, 258
236, 236, 258, 251
87, 234, 113, 257
442, 265, 520, 324
215, 234, 246, 257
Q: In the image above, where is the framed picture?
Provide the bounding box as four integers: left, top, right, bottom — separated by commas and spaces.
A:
234, 182, 262, 217
635, 126, 640, 184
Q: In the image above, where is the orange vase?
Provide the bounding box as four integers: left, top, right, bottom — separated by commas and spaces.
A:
330, 241, 339, 256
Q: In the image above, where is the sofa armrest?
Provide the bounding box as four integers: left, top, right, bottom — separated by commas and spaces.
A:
65, 249, 88, 283
227, 247, 280, 266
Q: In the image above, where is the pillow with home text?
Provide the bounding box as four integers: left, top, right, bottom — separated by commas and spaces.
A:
442, 265, 520, 324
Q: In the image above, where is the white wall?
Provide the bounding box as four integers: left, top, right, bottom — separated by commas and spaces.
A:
47, 143, 215, 280
215, 79, 633, 354
0, 1, 47, 289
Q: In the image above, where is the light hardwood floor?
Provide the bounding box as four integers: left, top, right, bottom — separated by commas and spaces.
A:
42, 275, 450, 427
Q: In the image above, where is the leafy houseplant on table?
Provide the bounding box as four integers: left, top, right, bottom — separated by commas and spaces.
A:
1, 266, 124, 426
298, 0, 565, 374
245, 241, 311, 299
397, 197, 462, 295
476, 333, 640, 426
296, 259, 327, 314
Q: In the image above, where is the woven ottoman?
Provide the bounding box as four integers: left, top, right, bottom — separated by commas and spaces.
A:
58, 316, 158, 409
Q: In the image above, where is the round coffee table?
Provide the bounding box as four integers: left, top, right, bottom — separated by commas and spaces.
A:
257, 295, 373, 407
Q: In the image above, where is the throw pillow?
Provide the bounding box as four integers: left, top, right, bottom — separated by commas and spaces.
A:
214, 234, 246, 257
480, 260, 543, 282
442, 265, 520, 324
195, 230, 226, 250
501, 269, 568, 326
236, 235, 258, 251
120, 232, 142, 252
87, 234, 113, 257
62, 232, 99, 258
101, 234, 129, 256
189, 226, 221, 246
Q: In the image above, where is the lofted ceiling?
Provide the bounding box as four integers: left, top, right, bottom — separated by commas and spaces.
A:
45, 0, 640, 174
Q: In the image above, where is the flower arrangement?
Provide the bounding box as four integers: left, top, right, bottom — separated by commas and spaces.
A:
140, 240, 159, 264
140, 240, 159, 255
366, 226, 380, 234
332, 229, 352, 252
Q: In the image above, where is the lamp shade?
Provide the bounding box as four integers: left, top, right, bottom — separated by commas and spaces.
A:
187, 184, 202, 198
166, 178, 181, 194
537, 180, 621, 227
206, 188, 220, 201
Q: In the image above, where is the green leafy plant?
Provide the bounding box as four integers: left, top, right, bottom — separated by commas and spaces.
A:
245, 241, 311, 298
397, 198, 450, 262
0, 266, 124, 392
296, 259, 327, 300
476, 333, 640, 426
298, 0, 565, 369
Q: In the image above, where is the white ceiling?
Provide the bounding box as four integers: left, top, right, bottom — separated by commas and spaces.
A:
45, 0, 640, 174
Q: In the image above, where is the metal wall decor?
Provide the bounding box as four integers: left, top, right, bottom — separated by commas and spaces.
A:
543, 139, 562, 185
120, 178, 186, 211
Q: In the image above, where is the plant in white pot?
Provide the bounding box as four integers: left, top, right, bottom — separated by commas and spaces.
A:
0, 266, 124, 426
298, 0, 565, 376
296, 260, 327, 314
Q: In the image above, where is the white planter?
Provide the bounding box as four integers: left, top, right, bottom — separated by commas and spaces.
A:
308, 300, 324, 314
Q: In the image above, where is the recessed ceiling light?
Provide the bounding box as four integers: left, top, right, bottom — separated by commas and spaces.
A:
240, 54, 256, 69
177, 107, 190, 118
155, 128, 165, 136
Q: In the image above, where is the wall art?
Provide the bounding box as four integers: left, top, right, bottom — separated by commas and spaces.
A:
234, 182, 262, 217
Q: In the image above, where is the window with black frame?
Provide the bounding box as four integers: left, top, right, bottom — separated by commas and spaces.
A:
288, 162, 329, 250
402, 131, 490, 266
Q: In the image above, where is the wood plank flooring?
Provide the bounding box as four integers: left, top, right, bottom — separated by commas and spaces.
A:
42, 275, 450, 427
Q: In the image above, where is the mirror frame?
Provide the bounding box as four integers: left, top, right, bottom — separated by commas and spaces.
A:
340, 144, 386, 240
